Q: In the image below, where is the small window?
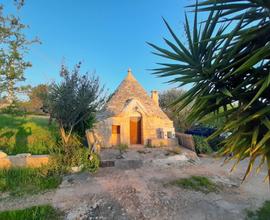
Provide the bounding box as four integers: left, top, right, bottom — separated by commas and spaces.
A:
112, 125, 120, 134
167, 131, 173, 138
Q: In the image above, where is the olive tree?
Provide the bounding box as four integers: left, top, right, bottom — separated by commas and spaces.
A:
159, 88, 192, 131
48, 63, 106, 145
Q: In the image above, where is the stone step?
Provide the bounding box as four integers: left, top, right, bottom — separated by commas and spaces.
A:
100, 159, 143, 170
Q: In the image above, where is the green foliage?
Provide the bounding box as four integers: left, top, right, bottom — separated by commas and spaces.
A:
246, 200, 270, 220
48, 63, 106, 144
49, 135, 100, 174
0, 114, 58, 155
1, 102, 26, 116
149, 0, 270, 181
0, 168, 62, 196
159, 88, 192, 131
208, 136, 225, 152
145, 141, 154, 148
0, 205, 63, 220
0, 3, 40, 103
21, 84, 49, 115
117, 143, 128, 154
193, 135, 212, 154
74, 113, 96, 137
170, 176, 219, 194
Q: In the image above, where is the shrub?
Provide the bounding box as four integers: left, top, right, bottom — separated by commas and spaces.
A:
1, 102, 26, 117
117, 143, 128, 154
48, 135, 100, 174
208, 136, 225, 152
170, 176, 219, 194
193, 135, 212, 155
246, 200, 270, 220
0, 205, 63, 220
145, 140, 154, 148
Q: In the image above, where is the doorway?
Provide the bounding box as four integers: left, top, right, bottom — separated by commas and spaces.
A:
130, 117, 142, 144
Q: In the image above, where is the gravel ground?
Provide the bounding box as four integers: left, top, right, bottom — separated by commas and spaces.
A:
0, 147, 269, 220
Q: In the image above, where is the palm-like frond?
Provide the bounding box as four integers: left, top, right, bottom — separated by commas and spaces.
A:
149, 0, 270, 182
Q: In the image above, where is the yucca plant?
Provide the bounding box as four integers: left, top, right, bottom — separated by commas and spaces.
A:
149, 0, 270, 182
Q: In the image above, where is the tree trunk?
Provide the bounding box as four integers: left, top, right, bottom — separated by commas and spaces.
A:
60, 126, 73, 146
7, 78, 15, 104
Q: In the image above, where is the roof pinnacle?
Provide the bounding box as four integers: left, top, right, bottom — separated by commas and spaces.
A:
126, 67, 136, 81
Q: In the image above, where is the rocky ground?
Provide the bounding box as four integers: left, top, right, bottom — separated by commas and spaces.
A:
0, 147, 269, 220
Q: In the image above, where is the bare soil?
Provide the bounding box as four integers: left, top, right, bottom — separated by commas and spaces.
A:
0, 147, 269, 220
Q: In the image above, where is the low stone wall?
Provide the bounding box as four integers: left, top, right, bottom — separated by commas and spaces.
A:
0, 151, 49, 169
175, 132, 195, 151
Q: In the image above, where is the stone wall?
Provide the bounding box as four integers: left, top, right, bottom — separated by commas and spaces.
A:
93, 113, 176, 148
149, 138, 178, 147
0, 151, 49, 169
175, 132, 195, 151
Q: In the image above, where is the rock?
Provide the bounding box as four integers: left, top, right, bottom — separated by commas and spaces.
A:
152, 154, 189, 167
15, 153, 31, 157
0, 151, 7, 159
71, 165, 83, 173
115, 159, 143, 170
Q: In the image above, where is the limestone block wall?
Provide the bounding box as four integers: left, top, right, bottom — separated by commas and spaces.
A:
0, 152, 49, 169
94, 114, 175, 147
150, 138, 178, 147
94, 119, 112, 147
175, 132, 195, 151
142, 116, 175, 141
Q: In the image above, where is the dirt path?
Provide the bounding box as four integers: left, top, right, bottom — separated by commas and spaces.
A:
0, 148, 269, 220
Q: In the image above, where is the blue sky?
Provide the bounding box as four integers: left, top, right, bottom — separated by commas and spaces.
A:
2, 0, 196, 94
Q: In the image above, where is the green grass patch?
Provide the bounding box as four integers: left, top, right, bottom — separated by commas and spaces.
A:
0, 168, 62, 196
0, 114, 58, 155
169, 176, 219, 193
246, 200, 270, 220
0, 205, 63, 220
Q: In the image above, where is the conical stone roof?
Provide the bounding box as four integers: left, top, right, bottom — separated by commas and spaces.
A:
98, 69, 170, 120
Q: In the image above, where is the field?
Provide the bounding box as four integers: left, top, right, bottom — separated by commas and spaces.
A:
0, 205, 63, 220
0, 167, 62, 196
0, 114, 58, 155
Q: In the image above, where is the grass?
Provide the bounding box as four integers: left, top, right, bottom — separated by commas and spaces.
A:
0, 114, 58, 155
169, 176, 219, 193
0, 205, 63, 220
246, 200, 270, 220
0, 167, 62, 196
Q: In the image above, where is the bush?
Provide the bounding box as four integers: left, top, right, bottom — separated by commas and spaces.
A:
117, 143, 128, 154
1, 102, 26, 117
0, 168, 62, 196
0, 205, 63, 220
208, 136, 225, 152
193, 135, 212, 154
246, 200, 270, 220
48, 135, 100, 174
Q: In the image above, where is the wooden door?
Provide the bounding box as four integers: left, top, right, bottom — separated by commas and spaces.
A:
130, 117, 142, 144
112, 125, 120, 146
